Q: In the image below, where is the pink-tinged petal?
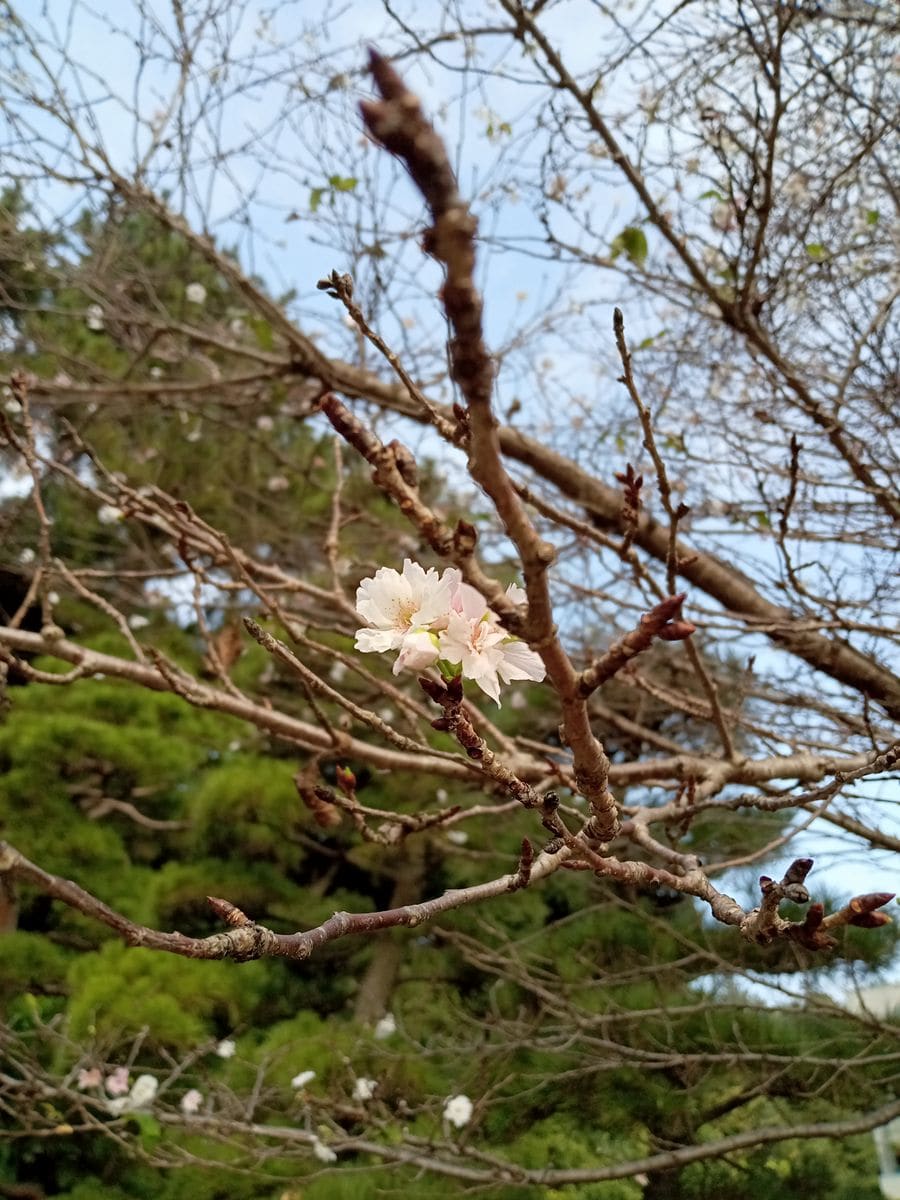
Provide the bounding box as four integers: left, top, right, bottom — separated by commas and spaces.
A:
105, 1067, 130, 1097
392, 629, 440, 674
505, 583, 527, 606
452, 581, 489, 621
498, 639, 546, 683
437, 611, 469, 663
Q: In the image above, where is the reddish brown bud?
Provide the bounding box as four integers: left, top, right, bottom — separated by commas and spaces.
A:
335, 765, 356, 796
453, 519, 478, 555
802, 902, 825, 931
419, 675, 448, 704
368, 49, 408, 101
657, 620, 697, 642
850, 892, 895, 913
207, 897, 252, 927
849, 912, 892, 928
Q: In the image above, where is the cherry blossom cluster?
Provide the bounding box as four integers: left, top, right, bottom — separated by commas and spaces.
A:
354, 559, 545, 704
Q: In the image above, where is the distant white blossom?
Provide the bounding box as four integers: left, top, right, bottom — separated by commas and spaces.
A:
105, 1066, 130, 1096
180, 1088, 203, 1114
443, 1093, 473, 1128
106, 1073, 157, 1116
18, 547, 36, 565
128, 614, 150, 630
446, 830, 469, 846
85, 304, 104, 331
77, 1067, 102, 1090
266, 474, 290, 492
352, 1076, 377, 1102
373, 1013, 396, 1039
291, 1070, 316, 1089
256, 414, 274, 432
328, 660, 348, 684
215, 1039, 236, 1059
311, 1135, 337, 1163
97, 504, 124, 525
128, 1074, 158, 1109
185, 281, 207, 304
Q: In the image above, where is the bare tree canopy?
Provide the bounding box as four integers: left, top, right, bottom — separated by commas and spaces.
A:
0, 1, 898, 1196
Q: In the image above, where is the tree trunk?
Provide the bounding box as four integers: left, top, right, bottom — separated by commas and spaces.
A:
353, 844, 426, 1024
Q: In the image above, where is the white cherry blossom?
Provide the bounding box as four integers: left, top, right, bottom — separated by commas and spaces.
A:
443, 1093, 473, 1128
438, 581, 545, 705
355, 559, 458, 664
391, 628, 440, 675
180, 1088, 204, 1114
311, 1135, 337, 1163
373, 1013, 396, 1039
352, 1076, 377, 1101
128, 1074, 158, 1109
353, 560, 544, 703
291, 1070, 316, 1089
97, 504, 124, 525
105, 1066, 129, 1096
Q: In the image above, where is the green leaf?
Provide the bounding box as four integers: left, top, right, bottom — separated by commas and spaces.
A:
698, 189, 725, 201
805, 243, 828, 261
250, 318, 274, 352
327, 174, 358, 193
865, 209, 879, 226
309, 187, 325, 213
637, 328, 669, 350
610, 226, 648, 268
130, 1112, 162, 1151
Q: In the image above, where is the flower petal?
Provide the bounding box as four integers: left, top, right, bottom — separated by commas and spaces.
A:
355, 626, 401, 654
497, 639, 546, 684
392, 628, 440, 674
